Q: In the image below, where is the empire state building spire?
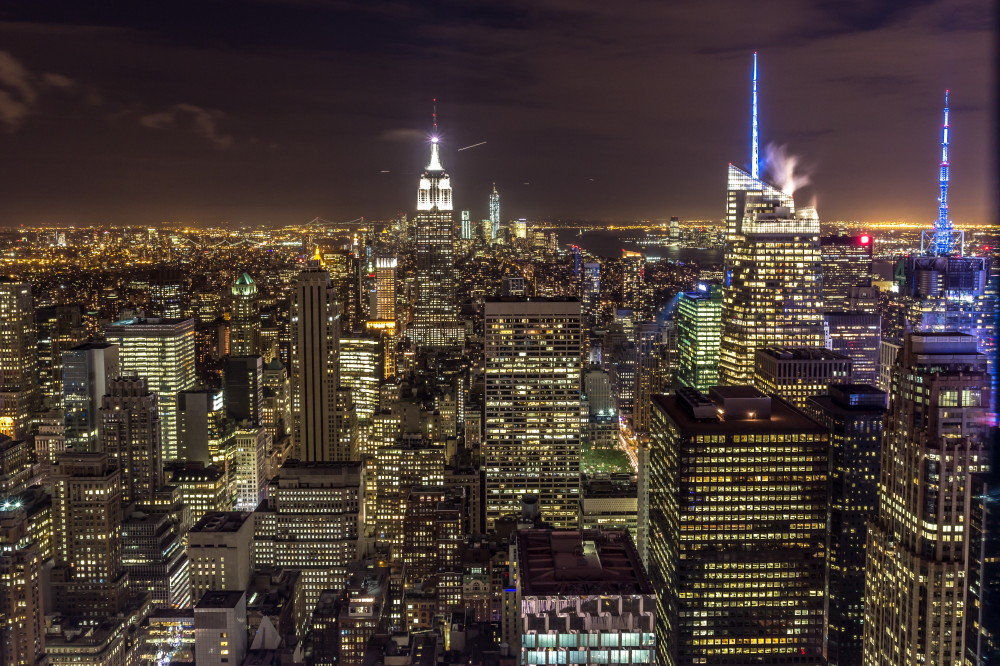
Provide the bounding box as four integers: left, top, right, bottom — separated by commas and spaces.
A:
417, 101, 452, 211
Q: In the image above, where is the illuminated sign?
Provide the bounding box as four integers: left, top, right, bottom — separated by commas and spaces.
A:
860, 234, 871, 245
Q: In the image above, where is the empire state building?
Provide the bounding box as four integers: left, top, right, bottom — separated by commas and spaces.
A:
411, 135, 463, 347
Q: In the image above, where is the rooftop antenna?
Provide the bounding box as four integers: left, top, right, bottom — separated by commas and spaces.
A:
931, 89, 954, 255
426, 98, 443, 171
751, 52, 760, 180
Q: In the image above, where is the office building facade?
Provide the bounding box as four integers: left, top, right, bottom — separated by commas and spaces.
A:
484, 298, 583, 529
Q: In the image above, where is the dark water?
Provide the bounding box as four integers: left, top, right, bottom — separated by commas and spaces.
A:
553, 228, 724, 264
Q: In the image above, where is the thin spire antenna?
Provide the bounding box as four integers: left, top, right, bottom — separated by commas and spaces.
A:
932, 89, 953, 255
751, 52, 760, 180
432, 98, 438, 134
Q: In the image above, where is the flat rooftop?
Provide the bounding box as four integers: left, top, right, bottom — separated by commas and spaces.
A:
756, 346, 850, 361
517, 529, 653, 597
190, 511, 252, 533
196, 590, 245, 609
653, 392, 826, 436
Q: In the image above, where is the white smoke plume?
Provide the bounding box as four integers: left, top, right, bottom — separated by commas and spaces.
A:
764, 142, 811, 196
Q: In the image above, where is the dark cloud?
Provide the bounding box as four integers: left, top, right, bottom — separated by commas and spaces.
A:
0, 0, 990, 226
139, 103, 233, 148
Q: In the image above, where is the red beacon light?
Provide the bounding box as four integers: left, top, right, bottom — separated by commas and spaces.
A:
859, 234, 871, 245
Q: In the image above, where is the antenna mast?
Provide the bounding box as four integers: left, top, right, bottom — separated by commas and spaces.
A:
751, 52, 760, 180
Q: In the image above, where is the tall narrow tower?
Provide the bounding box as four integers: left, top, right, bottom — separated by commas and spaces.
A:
290, 266, 344, 461
411, 104, 462, 348
931, 90, 954, 256
0, 279, 37, 440
230, 272, 260, 356
898, 91, 995, 385
489, 183, 501, 242
718, 54, 824, 384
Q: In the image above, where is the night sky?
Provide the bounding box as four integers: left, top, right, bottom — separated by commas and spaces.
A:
0, 0, 992, 227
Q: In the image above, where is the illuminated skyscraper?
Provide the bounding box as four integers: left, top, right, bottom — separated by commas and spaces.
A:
149, 267, 185, 319
36, 304, 85, 410
484, 297, 583, 528
821, 234, 874, 312
823, 311, 881, 385
105, 317, 197, 462
647, 386, 828, 666
719, 55, 824, 385
253, 460, 363, 615
0, 280, 37, 440
99, 377, 162, 504
339, 335, 381, 429
863, 333, 991, 665
489, 183, 501, 242
675, 282, 723, 392
290, 267, 343, 462
805, 385, 887, 666
62, 342, 119, 452
582, 262, 600, 311
753, 346, 852, 410
230, 272, 260, 356
460, 209, 474, 241
371, 434, 444, 556
0, 506, 47, 666
897, 91, 996, 384
412, 127, 462, 347
373, 256, 397, 321
50, 452, 128, 617
719, 193, 825, 385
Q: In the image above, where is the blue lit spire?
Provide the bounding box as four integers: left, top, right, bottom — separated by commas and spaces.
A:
751, 52, 760, 180
931, 90, 953, 255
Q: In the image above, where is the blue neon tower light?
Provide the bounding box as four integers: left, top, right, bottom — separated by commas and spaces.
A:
930, 90, 953, 255
751, 52, 760, 180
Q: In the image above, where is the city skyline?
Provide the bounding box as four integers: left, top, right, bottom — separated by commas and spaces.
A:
0, 1, 992, 227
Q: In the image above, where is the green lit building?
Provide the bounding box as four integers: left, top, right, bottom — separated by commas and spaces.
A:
675, 283, 722, 392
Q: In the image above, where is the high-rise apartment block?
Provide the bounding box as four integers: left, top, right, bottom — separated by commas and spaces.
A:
647, 386, 828, 666
863, 333, 992, 665
484, 297, 583, 529
105, 317, 197, 461
0, 280, 37, 439
676, 282, 723, 392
